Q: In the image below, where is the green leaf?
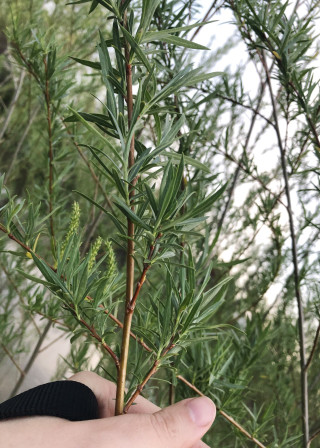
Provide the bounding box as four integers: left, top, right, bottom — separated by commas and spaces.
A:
119, 25, 152, 71
113, 20, 125, 80
187, 71, 224, 85
137, 0, 162, 40
68, 107, 122, 164
141, 21, 215, 43
165, 151, 210, 173
98, 30, 117, 118
113, 198, 153, 231
69, 57, 101, 70
89, 0, 99, 13
154, 35, 209, 50
75, 190, 125, 234
16, 269, 55, 287
155, 162, 175, 227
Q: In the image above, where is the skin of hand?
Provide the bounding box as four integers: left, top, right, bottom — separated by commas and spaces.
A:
0, 371, 216, 448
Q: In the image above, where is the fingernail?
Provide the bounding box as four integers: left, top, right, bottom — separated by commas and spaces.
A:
187, 397, 216, 427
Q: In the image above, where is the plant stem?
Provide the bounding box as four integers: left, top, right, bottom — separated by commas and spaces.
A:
308, 428, 320, 447
76, 312, 120, 370
124, 342, 175, 413
0, 343, 25, 376
5, 105, 40, 183
0, 72, 25, 142
261, 51, 309, 447
43, 56, 55, 244
10, 320, 52, 397
305, 322, 320, 372
115, 5, 136, 414
176, 375, 266, 448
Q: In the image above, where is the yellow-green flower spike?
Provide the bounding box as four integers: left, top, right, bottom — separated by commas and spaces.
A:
105, 239, 116, 279
88, 236, 103, 272
61, 201, 80, 256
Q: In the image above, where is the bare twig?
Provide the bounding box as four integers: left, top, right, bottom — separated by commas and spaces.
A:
10, 320, 52, 397
305, 322, 320, 372
43, 56, 55, 244
0, 72, 25, 141
261, 51, 309, 446
308, 428, 320, 447
0, 343, 25, 376
5, 105, 40, 183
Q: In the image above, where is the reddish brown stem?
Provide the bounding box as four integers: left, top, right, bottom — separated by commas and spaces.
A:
124, 343, 175, 413
77, 313, 120, 371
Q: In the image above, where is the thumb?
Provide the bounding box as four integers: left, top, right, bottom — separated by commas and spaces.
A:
85, 396, 216, 448
145, 397, 216, 448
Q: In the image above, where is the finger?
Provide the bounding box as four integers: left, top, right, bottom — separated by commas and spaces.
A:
68, 372, 210, 447
68, 371, 158, 417
75, 396, 216, 448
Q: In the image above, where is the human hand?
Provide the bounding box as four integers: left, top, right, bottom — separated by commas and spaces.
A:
0, 371, 216, 448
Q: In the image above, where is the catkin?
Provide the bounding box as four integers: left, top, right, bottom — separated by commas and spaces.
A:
61, 201, 80, 256
88, 236, 103, 272
105, 239, 116, 279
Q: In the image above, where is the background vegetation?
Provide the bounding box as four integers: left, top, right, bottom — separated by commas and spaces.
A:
0, 1, 319, 446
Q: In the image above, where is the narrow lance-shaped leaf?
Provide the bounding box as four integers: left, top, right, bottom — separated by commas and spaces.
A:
98, 30, 117, 119
68, 107, 123, 164
119, 25, 152, 71
141, 21, 216, 43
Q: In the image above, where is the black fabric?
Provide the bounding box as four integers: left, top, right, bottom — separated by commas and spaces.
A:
0, 380, 99, 421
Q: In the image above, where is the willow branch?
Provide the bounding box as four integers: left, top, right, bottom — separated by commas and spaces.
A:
0, 343, 25, 376
261, 51, 309, 446
0, 72, 26, 141
0, 225, 120, 371
5, 105, 40, 183
10, 320, 52, 397
43, 56, 55, 243
308, 428, 320, 447
0, 224, 267, 447
115, 4, 137, 415
176, 375, 266, 448
73, 310, 120, 371
305, 322, 320, 372
124, 341, 175, 413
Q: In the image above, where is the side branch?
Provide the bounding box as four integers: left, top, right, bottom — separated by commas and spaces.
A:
305, 322, 320, 372
43, 56, 55, 243
176, 375, 267, 448
123, 341, 175, 413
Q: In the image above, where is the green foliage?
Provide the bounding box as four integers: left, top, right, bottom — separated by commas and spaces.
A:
0, 0, 320, 447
